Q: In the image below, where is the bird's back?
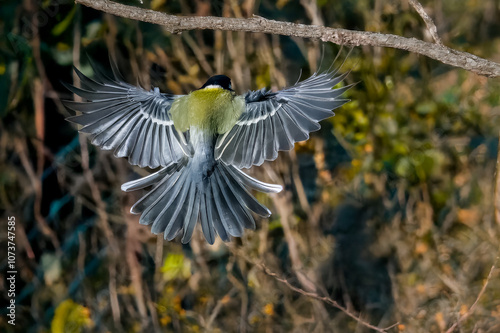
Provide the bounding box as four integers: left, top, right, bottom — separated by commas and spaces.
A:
170, 87, 244, 134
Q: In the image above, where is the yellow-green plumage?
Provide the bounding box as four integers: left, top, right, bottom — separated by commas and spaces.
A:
170, 87, 245, 134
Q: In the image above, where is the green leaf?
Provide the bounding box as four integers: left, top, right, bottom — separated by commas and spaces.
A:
51, 299, 92, 333
416, 101, 437, 115
52, 6, 76, 36
161, 253, 191, 282
395, 157, 412, 178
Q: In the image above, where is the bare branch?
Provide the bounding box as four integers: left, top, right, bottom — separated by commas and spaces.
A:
407, 0, 443, 45
206, 288, 237, 329
230, 247, 398, 332
445, 262, 497, 333
256, 262, 397, 332
15, 138, 61, 251
74, 0, 500, 78
495, 134, 500, 226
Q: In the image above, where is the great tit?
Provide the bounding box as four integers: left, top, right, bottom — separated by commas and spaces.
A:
63, 60, 350, 244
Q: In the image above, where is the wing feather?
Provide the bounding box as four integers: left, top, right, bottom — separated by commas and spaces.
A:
215, 69, 351, 168
63, 62, 188, 169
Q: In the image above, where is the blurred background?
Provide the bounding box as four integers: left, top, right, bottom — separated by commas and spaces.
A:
1, 0, 500, 332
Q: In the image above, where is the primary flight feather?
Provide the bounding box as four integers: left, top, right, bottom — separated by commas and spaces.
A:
64, 60, 350, 244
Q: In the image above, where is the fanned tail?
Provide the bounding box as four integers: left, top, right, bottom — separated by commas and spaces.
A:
122, 162, 282, 244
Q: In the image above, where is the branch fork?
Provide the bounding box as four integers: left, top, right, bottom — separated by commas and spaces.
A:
74, 0, 500, 78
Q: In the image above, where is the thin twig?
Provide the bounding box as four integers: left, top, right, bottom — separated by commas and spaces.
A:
78, 137, 119, 250
289, 149, 311, 215
70, 5, 118, 254
264, 165, 316, 291
407, 0, 443, 45
300, 0, 324, 26
125, 214, 149, 325
257, 261, 396, 333
15, 138, 61, 250
28, 0, 67, 117
495, 133, 500, 226
205, 288, 238, 329
74, 0, 500, 77
225, 257, 249, 333
445, 262, 497, 333
182, 32, 214, 75
108, 263, 122, 329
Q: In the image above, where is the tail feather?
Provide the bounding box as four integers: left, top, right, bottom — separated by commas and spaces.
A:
210, 176, 244, 237
226, 166, 282, 193
135, 170, 184, 221
218, 164, 271, 217
121, 168, 168, 192
122, 158, 187, 193
182, 186, 200, 243
125, 161, 282, 243
158, 176, 191, 240
147, 171, 188, 229
214, 170, 255, 230
131, 160, 187, 216
200, 193, 216, 244
206, 185, 230, 242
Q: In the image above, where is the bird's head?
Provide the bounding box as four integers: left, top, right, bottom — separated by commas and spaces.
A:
200, 75, 233, 91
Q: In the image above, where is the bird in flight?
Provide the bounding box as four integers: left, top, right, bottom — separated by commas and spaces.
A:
63, 59, 350, 244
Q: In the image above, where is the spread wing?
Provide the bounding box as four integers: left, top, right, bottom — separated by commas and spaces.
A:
215, 69, 351, 169
63, 62, 191, 169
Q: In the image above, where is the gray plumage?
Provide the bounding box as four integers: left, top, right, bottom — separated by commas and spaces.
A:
64, 60, 349, 244
215, 71, 351, 169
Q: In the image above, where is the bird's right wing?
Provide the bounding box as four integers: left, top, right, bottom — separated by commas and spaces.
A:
63, 62, 192, 169
215, 69, 351, 169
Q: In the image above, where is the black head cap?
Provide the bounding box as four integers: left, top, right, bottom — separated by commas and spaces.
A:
200, 75, 232, 91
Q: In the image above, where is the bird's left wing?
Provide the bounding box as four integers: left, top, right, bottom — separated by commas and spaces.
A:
63, 63, 192, 169
215, 69, 351, 169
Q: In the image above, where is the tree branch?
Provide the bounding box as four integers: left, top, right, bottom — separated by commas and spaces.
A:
230, 247, 398, 333
445, 262, 497, 333
407, 0, 443, 45
74, 0, 500, 78
256, 262, 398, 332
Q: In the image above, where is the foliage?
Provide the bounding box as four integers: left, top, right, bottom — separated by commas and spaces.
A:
51, 299, 93, 333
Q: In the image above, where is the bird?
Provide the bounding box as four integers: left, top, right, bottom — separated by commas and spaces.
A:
63, 58, 351, 244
